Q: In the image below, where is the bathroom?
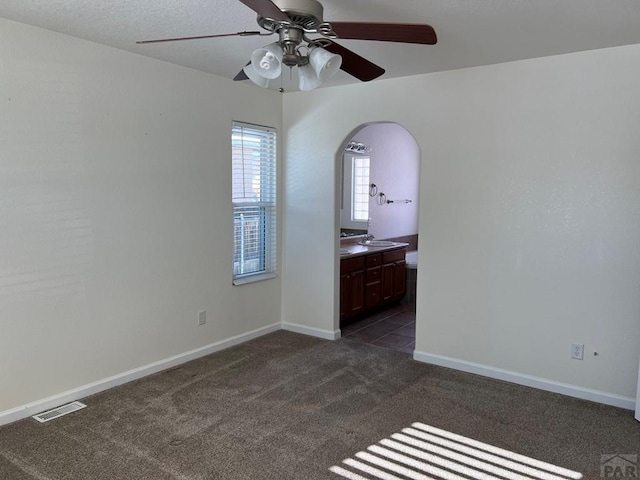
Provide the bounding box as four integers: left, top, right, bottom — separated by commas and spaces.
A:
338, 122, 420, 353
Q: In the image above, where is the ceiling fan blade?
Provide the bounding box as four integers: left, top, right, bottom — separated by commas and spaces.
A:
137, 31, 263, 44
237, 0, 289, 22
324, 41, 385, 82
234, 63, 251, 81
329, 22, 437, 45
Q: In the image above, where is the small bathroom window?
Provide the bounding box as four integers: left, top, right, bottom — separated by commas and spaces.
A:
352, 156, 370, 222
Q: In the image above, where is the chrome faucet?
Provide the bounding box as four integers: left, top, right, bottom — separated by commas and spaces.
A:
361, 234, 375, 244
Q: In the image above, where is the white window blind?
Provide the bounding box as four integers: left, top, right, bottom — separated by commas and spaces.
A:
232, 122, 277, 284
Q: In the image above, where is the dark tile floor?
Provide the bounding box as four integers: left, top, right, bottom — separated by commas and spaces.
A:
340, 301, 416, 354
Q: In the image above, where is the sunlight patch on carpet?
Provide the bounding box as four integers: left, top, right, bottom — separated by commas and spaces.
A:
330, 422, 583, 480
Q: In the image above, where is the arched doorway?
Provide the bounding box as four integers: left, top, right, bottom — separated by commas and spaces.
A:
336, 122, 421, 354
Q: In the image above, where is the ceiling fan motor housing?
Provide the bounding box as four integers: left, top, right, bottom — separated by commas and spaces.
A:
258, 0, 324, 30
279, 27, 308, 66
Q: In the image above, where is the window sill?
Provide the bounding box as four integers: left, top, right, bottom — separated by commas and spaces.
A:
233, 272, 277, 286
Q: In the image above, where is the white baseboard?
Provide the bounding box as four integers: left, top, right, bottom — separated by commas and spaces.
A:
636, 356, 640, 421
281, 322, 341, 340
413, 350, 636, 411
0, 322, 281, 427
4, 328, 631, 427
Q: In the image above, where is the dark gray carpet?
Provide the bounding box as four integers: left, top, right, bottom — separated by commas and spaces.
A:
0, 331, 638, 479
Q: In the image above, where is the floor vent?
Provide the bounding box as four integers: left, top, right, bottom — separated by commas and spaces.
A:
32, 401, 87, 423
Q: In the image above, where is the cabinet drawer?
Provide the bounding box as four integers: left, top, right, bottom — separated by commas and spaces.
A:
341, 256, 365, 274
382, 248, 406, 264
365, 253, 382, 267
365, 282, 381, 309
365, 267, 381, 283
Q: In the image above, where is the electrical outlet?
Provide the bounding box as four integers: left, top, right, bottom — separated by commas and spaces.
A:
198, 310, 206, 326
571, 343, 584, 360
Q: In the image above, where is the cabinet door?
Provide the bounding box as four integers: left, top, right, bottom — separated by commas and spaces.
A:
340, 270, 365, 320
349, 270, 365, 316
340, 273, 350, 321
393, 260, 407, 301
381, 263, 395, 303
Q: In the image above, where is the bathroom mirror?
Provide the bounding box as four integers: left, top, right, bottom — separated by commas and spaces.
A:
339, 123, 420, 241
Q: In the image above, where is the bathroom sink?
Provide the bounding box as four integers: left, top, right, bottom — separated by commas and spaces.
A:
361, 241, 396, 247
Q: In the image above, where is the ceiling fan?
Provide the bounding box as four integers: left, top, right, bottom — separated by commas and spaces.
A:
137, 0, 437, 91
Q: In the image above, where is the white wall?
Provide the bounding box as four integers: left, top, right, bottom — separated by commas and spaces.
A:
282, 44, 640, 403
0, 18, 283, 414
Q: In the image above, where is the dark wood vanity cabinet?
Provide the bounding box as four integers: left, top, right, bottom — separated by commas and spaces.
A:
364, 253, 382, 309
382, 249, 406, 303
340, 247, 407, 323
340, 256, 365, 321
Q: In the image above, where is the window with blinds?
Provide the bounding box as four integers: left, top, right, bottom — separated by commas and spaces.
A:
232, 122, 277, 285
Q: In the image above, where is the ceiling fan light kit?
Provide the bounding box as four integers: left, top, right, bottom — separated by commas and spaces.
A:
298, 63, 322, 91
250, 42, 284, 79
137, 0, 437, 91
309, 47, 341, 82
243, 63, 271, 87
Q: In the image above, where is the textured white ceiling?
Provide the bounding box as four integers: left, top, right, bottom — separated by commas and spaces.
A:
1, 0, 640, 92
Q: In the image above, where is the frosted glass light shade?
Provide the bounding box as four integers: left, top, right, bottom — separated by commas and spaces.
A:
298, 64, 321, 91
243, 64, 270, 88
309, 47, 341, 82
250, 43, 283, 80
